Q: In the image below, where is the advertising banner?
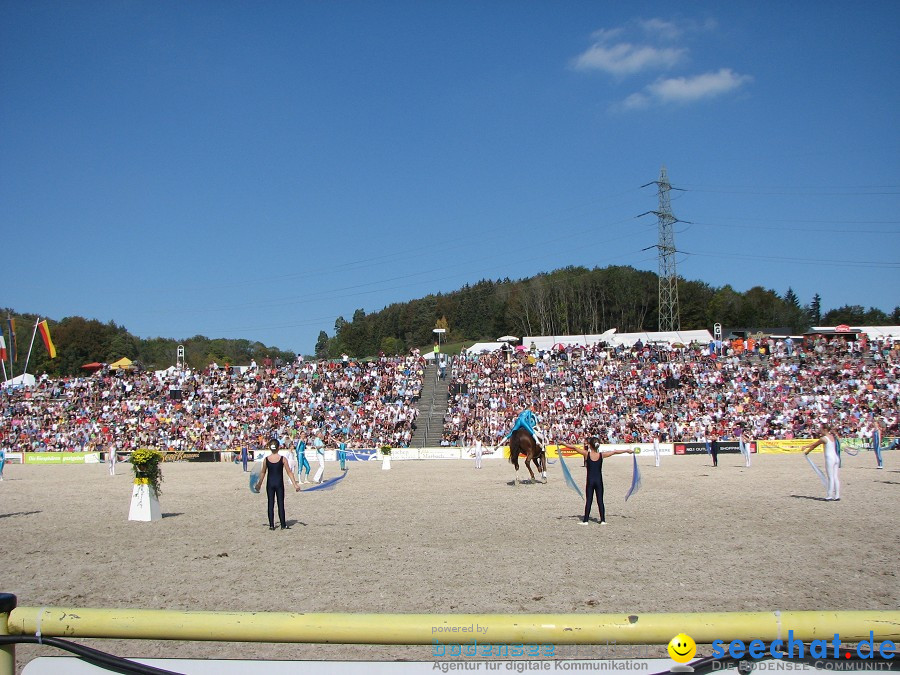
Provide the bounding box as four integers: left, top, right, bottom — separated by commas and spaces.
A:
23, 452, 102, 464
547, 443, 673, 458
459, 446, 503, 460
388, 448, 420, 461
160, 451, 220, 462
673, 441, 756, 455
419, 448, 463, 460
604, 442, 674, 458
346, 449, 378, 462
756, 439, 815, 454
839, 437, 897, 453
105, 450, 220, 463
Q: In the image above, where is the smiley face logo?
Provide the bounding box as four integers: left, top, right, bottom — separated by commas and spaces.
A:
668, 633, 697, 663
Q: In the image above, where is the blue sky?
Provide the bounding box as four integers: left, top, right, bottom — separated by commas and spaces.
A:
2, 1, 898, 355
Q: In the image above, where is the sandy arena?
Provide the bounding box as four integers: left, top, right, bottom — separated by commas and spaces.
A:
1, 452, 897, 670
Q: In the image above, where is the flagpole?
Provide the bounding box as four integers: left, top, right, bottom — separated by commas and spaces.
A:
6, 314, 13, 380
22, 317, 40, 379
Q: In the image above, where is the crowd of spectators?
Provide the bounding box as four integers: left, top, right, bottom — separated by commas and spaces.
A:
444, 335, 899, 446
2, 334, 898, 455
0, 355, 424, 454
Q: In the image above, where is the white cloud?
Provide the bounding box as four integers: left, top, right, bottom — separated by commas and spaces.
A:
646, 68, 752, 103
574, 18, 752, 111
589, 27, 624, 42
621, 92, 650, 110
573, 42, 686, 76
638, 18, 682, 41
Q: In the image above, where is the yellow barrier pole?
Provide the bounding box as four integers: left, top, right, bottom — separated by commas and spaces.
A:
0, 594, 16, 675
7, 608, 900, 645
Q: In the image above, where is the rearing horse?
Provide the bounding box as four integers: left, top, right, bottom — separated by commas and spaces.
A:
509, 427, 547, 485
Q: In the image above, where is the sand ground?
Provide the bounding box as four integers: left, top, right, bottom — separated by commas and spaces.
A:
1, 452, 897, 671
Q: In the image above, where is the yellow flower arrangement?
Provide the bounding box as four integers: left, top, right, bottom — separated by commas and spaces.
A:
131, 448, 164, 495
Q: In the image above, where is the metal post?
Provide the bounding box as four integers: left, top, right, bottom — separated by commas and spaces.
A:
20, 318, 40, 383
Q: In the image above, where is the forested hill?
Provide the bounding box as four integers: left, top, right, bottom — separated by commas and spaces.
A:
316, 264, 898, 359
5, 265, 896, 376
0, 312, 296, 378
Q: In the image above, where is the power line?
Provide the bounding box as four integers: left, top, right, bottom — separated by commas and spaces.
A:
683, 250, 900, 269
689, 220, 900, 235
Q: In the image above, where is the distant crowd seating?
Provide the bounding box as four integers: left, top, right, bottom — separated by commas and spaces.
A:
0, 355, 424, 453
2, 335, 897, 454
443, 335, 899, 446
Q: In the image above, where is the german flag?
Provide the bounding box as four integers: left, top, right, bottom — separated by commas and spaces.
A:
38, 320, 57, 358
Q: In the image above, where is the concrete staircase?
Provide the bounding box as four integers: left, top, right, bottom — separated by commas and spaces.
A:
410, 362, 450, 448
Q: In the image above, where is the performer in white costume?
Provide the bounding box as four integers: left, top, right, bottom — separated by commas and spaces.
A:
804, 425, 840, 501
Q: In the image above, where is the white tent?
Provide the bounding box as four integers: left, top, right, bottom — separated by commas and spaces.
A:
522, 329, 616, 352
464, 342, 506, 354
608, 330, 712, 347
2, 373, 36, 388
813, 326, 900, 340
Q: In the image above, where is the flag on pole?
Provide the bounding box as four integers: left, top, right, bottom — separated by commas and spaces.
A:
38, 320, 57, 358
7, 318, 16, 362
0, 336, 6, 362
625, 452, 642, 501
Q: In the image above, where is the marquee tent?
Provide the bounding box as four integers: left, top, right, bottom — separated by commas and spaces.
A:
2, 373, 36, 388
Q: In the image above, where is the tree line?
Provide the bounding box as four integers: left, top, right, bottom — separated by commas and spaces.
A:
1, 312, 296, 378
316, 265, 899, 358
4, 265, 897, 375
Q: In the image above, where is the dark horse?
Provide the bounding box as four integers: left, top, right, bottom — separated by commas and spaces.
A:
509, 428, 547, 485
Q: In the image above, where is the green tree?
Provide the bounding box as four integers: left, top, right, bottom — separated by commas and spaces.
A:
807, 294, 822, 325
707, 285, 743, 326
314, 331, 330, 359
822, 305, 866, 325
822, 305, 889, 325
106, 332, 139, 363
380, 336, 403, 355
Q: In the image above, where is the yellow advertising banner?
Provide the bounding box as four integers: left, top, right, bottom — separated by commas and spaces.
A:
501, 445, 574, 459
512, 444, 663, 458
757, 439, 817, 454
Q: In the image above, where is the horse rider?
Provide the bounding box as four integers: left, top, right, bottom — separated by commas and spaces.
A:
497, 405, 547, 451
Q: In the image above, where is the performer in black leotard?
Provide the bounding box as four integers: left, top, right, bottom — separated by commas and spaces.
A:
570, 436, 634, 525
255, 438, 300, 530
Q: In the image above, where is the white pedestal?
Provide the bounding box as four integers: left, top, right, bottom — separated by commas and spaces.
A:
129, 481, 162, 521
382, 456, 391, 470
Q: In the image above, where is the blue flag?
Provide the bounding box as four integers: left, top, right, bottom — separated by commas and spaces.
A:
625, 453, 641, 502
556, 448, 583, 498
304, 470, 348, 491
